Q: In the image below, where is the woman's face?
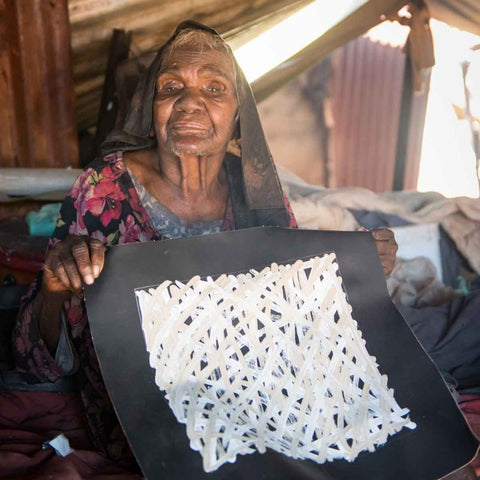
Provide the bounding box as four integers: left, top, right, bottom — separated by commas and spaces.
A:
153, 43, 238, 159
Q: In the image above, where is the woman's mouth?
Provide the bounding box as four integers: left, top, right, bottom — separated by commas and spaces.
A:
170, 121, 211, 136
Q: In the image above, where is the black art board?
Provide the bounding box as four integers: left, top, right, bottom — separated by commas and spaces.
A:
84, 227, 479, 480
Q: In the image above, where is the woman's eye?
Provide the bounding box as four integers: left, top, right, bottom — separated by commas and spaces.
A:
160, 82, 182, 93
206, 84, 224, 94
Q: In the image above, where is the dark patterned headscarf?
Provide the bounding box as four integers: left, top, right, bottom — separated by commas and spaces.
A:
101, 20, 289, 227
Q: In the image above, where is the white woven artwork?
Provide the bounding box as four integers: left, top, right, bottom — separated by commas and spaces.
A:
136, 253, 416, 473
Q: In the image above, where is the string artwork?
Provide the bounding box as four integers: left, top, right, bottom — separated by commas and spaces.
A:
136, 253, 416, 473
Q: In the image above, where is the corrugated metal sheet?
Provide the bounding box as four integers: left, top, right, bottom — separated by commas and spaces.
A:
330, 35, 405, 191
0, 0, 78, 168
68, 0, 313, 131
330, 34, 428, 192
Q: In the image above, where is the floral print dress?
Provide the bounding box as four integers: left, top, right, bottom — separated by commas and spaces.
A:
12, 151, 297, 465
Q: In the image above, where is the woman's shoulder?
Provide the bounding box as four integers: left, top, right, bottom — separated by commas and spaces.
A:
64, 151, 129, 210
83, 151, 127, 174
70, 152, 129, 190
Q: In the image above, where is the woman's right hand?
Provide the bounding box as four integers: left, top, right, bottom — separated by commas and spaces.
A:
43, 235, 106, 296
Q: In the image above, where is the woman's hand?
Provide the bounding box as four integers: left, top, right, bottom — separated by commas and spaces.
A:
43, 235, 106, 296
370, 228, 398, 276
32, 235, 105, 353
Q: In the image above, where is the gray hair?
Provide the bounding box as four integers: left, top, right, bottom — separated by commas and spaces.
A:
162, 28, 238, 98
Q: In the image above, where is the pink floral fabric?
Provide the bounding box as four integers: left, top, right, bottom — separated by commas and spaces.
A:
12, 151, 297, 467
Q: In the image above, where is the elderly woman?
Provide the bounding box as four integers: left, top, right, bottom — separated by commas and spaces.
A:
12, 21, 396, 471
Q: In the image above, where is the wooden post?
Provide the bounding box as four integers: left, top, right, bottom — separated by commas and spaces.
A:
461, 61, 480, 196
392, 54, 413, 191
90, 29, 132, 161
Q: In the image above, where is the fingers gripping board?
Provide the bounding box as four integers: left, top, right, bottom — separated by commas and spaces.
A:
84, 227, 479, 480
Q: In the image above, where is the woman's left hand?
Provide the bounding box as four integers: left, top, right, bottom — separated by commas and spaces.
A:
370, 228, 398, 276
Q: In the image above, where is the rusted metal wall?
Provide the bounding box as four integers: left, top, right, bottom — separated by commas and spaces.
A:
0, 0, 78, 168
330, 34, 427, 192
330, 35, 404, 191
68, 0, 312, 131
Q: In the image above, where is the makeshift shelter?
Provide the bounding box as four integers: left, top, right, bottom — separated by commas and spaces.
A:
0, 0, 480, 478
0, 0, 479, 172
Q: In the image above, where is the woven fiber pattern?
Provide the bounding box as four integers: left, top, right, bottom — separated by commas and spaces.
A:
136, 254, 415, 472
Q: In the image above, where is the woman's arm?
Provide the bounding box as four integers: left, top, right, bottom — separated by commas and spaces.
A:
32, 236, 105, 353
12, 166, 107, 379
13, 154, 155, 380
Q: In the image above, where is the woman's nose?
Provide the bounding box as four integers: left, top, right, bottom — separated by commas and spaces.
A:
174, 88, 204, 113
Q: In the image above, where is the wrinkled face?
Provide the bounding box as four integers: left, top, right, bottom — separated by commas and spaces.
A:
153, 43, 238, 158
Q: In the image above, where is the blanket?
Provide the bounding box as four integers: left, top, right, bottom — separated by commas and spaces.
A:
287, 186, 480, 274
